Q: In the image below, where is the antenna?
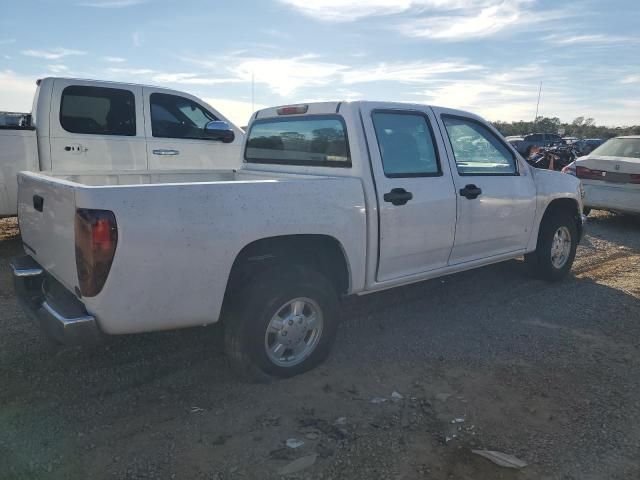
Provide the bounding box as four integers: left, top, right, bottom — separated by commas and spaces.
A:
533, 81, 542, 125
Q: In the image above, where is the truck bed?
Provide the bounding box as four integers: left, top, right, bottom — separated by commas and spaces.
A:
17, 170, 367, 334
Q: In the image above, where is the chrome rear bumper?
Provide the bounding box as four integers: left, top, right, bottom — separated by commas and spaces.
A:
11, 255, 103, 345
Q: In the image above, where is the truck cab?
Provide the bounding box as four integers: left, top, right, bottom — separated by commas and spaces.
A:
0, 77, 245, 216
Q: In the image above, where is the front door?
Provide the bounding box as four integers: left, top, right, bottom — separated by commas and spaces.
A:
143, 88, 243, 170
361, 103, 458, 282
433, 108, 537, 265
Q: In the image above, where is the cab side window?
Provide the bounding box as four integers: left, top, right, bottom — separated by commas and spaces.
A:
442, 116, 517, 175
372, 111, 441, 177
60, 85, 136, 136
150, 93, 218, 140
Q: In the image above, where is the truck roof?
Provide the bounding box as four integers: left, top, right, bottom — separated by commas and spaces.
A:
253, 101, 484, 123
38, 76, 176, 92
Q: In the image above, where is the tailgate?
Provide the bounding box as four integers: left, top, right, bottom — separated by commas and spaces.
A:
17, 172, 79, 291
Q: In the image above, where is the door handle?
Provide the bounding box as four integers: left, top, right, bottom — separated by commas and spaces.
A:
64, 145, 88, 153
152, 149, 180, 156
383, 188, 413, 206
460, 184, 482, 200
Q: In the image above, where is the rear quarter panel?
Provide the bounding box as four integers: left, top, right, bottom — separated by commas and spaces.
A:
75, 177, 367, 334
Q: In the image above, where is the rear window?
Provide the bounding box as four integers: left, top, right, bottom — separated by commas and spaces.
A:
60, 85, 136, 136
591, 138, 640, 158
245, 115, 350, 167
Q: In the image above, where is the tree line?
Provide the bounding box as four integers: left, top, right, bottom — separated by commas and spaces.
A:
492, 116, 640, 139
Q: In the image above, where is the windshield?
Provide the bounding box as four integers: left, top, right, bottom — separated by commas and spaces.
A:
591, 138, 640, 158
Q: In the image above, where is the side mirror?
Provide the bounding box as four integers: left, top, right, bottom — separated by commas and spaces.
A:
204, 121, 235, 143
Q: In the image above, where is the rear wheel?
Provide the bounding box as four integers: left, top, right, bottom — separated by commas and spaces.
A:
525, 209, 578, 281
224, 265, 339, 380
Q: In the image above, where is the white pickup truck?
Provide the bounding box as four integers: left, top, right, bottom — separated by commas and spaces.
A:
12, 101, 586, 379
0, 77, 245, 217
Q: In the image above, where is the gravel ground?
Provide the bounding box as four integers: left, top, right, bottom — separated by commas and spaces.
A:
0, 212, 639, 480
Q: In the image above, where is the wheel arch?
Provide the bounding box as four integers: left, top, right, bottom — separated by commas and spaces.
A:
532, 197, 583, 248
223, 234, 352, 308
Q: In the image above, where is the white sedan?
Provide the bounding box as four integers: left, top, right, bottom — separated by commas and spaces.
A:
563, 136, 640, 215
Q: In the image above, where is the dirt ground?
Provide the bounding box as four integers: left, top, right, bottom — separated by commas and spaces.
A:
1, 212, 639, 480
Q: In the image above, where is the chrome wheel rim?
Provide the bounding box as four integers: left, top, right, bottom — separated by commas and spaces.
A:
264, 297, 323, 367
551, 226, 572, 269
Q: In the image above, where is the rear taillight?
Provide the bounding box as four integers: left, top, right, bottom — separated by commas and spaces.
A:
576, 166, 606, 180
75, 209, 118, 297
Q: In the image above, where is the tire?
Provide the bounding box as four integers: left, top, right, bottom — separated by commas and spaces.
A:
525, 209, 579, 282
224, 264, 339, 381
583, 207, 591, 216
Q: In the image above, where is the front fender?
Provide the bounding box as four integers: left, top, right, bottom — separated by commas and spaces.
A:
526, 169, 584, 252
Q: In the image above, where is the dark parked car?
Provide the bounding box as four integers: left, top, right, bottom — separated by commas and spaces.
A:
582, 138, 604, 154
508, 133, 565, 156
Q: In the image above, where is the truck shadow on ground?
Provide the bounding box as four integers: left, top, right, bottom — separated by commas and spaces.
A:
2, 250, 638, 400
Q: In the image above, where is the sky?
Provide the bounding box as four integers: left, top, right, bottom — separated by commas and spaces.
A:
1, 0, 639, 127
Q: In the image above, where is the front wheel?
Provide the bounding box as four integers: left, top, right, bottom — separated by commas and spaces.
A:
525, 210, 579, 281
224, 265, 339, 380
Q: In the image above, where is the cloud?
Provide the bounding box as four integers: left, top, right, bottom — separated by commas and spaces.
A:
401, 3, 522, 39
544, 34, 639, 45
103, 56, 126, 63
342, 61, 482, 84
132, 32, 143, 47
399, 2, 569, 40
104, 68, 243, 86
228, 55, 349, 96
621, 74, 640, 84
151, 72, 244, 86
280, 0, 571, 41
409, 65, 546, 121
47, 64, 69, 73
0, 71, 38, 112
106, 67, 155, 76
78, 0, 148, 7
0, 39, 16, 46
277, 0, 477, 22
22, 48, 85, 60
185, 54, 481, 96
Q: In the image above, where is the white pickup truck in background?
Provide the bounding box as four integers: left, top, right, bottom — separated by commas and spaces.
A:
0, 77, 245, 217
12, 101, 586, 380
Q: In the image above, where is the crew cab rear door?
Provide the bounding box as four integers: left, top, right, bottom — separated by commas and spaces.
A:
432, 108, 536, 265
360, 103, 457, 282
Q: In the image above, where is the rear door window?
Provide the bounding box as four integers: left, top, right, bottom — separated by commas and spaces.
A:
60, 85, 136, 136
371, 111, 441, 177
245, 116, 350, 167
